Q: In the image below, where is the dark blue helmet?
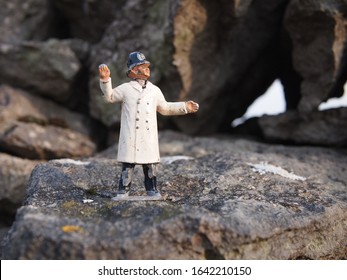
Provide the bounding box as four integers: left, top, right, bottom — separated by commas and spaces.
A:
127, 52, 150, 70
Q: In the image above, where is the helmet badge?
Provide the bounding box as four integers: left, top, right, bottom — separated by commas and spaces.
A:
137, 52, 146, 61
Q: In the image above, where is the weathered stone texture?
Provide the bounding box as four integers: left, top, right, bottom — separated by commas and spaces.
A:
0, 121, 96, 160
284, 0, 347, 113
1, 0, 347, 259
0, 0, 52, 43
1, 132, 346, 259
0, 153, 40, 214
258, 108, 347, 146
0, 40, 82, 102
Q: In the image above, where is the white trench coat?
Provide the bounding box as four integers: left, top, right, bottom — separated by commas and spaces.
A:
100, 79, 187, 164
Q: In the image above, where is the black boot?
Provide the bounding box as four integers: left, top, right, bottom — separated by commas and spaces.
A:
143, 164, 160, 196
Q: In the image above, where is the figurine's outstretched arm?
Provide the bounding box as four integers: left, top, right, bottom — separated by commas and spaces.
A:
157, 89, 199, 116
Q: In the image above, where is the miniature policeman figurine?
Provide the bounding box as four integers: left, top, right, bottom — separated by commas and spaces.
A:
99, 52, 199, 197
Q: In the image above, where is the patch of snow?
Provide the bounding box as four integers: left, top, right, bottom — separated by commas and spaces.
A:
51, 159, 90, 165
232, 80, 286, 127
318, 83, 347, 110
161, 155, 194, 165
248, 162, 306, 181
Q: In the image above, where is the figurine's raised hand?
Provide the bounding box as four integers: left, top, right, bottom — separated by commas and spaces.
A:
99, 64, 111, 80
186, 101, 199, 113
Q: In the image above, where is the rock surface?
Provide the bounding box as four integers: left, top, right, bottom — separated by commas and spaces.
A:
0, 153, 40, 214
258, 108, 347, 146
0, 0, 346, 142
1, 0, 347, 260
1, 131, 346, 259
0, 85, 96, 160
0, 85, 92, 136
0, 121, 96, 160
51, 0, 125, 43
0, 0, 52, 43
0, 40, 82, 102
283, 0, 347, 113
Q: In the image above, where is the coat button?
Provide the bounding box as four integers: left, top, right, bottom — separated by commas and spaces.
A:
136, 126, 139, 129
136, 118, 139, 121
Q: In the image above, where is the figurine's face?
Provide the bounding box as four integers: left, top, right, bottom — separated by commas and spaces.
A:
129, 63, 150, 80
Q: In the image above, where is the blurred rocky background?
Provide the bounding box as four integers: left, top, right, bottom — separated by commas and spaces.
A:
0, 0, 346, 259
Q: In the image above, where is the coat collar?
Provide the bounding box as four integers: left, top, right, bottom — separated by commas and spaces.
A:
129, 80, 152, 92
